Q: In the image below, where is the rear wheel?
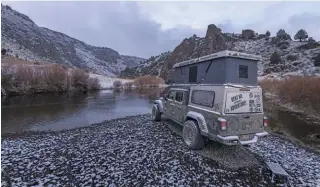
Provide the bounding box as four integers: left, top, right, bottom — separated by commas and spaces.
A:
151, 104, 161, 121
182, 120, 204, 150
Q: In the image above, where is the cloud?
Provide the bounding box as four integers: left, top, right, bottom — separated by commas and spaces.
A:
2, 1, 320, 58
3, 1, 200, 58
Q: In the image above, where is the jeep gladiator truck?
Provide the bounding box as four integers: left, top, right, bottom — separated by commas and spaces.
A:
151, 50, 268, 150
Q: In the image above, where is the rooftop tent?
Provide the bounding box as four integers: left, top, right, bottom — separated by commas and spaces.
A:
171, 50, 261, 86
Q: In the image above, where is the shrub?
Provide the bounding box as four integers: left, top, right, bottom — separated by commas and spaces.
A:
270, 52, 282, 64
313, 54, 320, 67
1, 66, 12, 86
1, 48, 7, 56
259, 76, 320, 112
297, 42, 320, 50
71, 69, 89, 90
133, 75, 165, 87
286, 54, 298, 61
43, 66, 68, 91
277, 41, 289, 49
308, 37, 316, 44
276, 29, 292, 40
1, 65, 100, 94
294, 29, 308, 42
113, 80, 123, 89
88, 77, 101, 90
266, 31, 271, 37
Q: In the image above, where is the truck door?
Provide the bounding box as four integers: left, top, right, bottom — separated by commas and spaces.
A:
163, 89, 176, 119
172, 90, 187, 124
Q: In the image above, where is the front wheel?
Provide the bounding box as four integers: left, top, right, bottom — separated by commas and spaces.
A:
151, 104, 161, 121
182, 120, 204, 150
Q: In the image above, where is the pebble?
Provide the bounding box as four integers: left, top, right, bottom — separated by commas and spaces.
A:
1, 114, 319, 187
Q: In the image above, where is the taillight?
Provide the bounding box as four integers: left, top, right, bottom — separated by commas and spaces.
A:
221, 121, 227, 130
218, 118, 227, 130
263, 116, 268, 127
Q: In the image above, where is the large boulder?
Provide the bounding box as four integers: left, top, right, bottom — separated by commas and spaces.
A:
241, 29, 255, 39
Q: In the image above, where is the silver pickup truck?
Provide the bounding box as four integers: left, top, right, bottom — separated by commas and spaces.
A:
151, 50, 269, 150
152, 84, 268, 150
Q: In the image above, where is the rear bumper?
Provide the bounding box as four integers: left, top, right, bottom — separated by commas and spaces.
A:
213, 131, 269, 146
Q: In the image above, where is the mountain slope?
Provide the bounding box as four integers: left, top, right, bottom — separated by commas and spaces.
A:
1, 5, 145, 77
123, 24, 320, 80
119, 51, 171, 78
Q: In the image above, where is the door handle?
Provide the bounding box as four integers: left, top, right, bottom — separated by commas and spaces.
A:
177, 106, 182, 109
170, 103, 175, 106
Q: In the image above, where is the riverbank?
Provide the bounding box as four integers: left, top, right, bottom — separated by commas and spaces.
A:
259, 76, 320, 124
2, 114, 319, 186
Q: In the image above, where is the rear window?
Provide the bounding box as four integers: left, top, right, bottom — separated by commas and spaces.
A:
191, 90, 215, 107
239, 65, 248, 78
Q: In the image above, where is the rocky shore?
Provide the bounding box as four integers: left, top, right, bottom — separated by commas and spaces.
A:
1, 115, 320, 187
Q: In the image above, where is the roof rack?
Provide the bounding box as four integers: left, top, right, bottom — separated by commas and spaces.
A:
170, 83, 260, 88
173, 50, 261, 69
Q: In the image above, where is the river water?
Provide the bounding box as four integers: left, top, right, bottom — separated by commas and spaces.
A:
2, 88, 319, 150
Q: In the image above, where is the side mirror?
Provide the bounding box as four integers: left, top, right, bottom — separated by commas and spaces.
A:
163, 93, 167, 100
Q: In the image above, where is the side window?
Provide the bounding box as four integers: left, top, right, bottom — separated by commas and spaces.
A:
191, 90, 215, 107
167, 90, 175, 100
189, 66, 198, 83
239, 65, 248, 78
175, 91, 184, 103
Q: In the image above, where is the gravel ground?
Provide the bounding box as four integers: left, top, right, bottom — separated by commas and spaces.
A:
2, 114, 320, 187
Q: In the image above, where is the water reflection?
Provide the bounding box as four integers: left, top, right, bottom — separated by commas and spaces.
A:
1, 88, 165, 134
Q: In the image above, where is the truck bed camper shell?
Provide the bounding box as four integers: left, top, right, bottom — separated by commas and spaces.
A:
171, 50, 261, 86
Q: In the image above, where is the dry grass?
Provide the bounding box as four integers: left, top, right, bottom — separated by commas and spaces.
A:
1, 65, 100, 95
259, 76, 320, 112
133, 75, 165, 87
1, 55, 51, 66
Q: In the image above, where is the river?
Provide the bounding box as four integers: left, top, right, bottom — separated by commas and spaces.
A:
1, 88, 319, 151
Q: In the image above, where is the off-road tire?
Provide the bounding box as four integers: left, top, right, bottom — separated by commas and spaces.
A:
152, 104, 161, 121
182, 120, 204, 150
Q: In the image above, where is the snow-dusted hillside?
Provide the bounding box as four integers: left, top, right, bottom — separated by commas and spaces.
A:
230, 38, 320, 78
119, 51, 171, 78
1, 5, 145, 77
122, 24, 320, 79
120, 55, 146, 68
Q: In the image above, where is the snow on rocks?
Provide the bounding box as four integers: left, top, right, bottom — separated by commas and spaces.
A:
248, 135, 320, 187
2, 114, 319, 186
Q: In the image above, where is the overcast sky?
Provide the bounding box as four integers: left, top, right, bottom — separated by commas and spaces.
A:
3, 1, 320, 58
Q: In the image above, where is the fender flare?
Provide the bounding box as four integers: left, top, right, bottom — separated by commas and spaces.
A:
154, 99, 163, 113
184, 111, 208, 133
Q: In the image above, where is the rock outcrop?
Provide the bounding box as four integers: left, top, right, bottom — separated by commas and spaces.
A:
241, 29, 255, 39
160, 24, 227, 80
